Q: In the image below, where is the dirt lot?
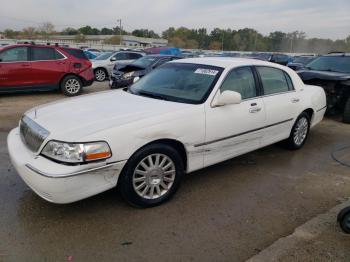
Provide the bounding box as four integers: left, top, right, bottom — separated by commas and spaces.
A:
1, 82, 350, 262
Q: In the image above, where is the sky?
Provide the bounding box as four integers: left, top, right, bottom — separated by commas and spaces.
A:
1, 0, 349, 40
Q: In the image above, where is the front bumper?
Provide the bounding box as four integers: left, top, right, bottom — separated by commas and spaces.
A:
7, 128, 127, 204
109, 77, 133, 89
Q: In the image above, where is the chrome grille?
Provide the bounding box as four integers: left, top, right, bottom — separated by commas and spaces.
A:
20, 115, 50, 152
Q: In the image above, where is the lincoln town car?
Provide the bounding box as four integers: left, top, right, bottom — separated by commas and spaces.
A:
7, 58, 326, 207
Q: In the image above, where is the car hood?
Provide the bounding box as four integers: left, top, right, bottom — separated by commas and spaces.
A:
25, 90, 192, 140
297, 70, 350, 81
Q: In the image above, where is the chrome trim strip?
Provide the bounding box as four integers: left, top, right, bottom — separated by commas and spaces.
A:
194, 118, 294, 147
316, 105, 327, 112
25, 161, 126, 178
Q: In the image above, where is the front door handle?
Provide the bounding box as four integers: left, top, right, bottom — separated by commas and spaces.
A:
291, 98, 300, 103
249, 107, 262, 113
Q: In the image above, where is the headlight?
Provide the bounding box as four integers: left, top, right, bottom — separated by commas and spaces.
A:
123, 71, 135, 79
41, 140, 111, 164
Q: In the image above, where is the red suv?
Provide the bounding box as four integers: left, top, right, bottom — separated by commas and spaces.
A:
0, 44, 94, 96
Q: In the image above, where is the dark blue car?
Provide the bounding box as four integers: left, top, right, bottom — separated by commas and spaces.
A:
109, 55, 180, 89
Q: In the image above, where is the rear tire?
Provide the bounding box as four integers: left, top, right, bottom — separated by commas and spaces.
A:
343, 97, 350, 124
60, 75, 82, 96
119, 143, 184, 208
286, 112, 310, 150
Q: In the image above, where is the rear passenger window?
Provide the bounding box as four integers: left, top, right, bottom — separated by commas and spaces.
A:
63, 48, 88, 60
220, 67, 257, 99
257, 67, 290, 95
31, 47, 56, 61
115, 53, 129, 60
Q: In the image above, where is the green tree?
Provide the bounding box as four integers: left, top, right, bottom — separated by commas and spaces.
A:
100, 27, 113, 35
132, 29, 159, 38
4, 29, 19, 39
21, 27, 37, 39
78, 26, 100, 35
104, 35, 121, 45
61, 27, 78, 35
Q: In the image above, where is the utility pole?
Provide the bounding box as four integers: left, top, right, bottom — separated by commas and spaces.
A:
222, 32, 224, 52
117, 19, 122, 46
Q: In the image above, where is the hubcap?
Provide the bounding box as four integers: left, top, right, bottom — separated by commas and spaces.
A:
95, 70, 106, 81
65, 79, 80, 94
133, 154, 176, 200
293, 117, 308, 146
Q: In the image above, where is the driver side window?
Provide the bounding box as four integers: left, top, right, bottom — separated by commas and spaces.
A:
220, 67, 257, 100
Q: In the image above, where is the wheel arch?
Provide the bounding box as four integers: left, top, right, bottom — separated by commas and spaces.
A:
302, 108, 315, 121
59, 73, 84, 90
127, 138, 188, 173
94, 67, 109, 77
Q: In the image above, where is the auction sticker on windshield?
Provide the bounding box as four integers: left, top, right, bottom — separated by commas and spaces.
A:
194, 68, 219, 76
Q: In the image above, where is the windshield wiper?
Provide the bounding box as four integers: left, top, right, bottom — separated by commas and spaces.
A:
137, 91, 170, 101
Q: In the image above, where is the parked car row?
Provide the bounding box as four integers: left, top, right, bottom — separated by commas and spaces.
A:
1, 43, 349, 124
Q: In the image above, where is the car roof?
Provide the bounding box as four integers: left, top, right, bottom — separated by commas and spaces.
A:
1, 43, 82, 51
324, 53, 350, 57
146, 54, 177, 58
170, 57, 284, 69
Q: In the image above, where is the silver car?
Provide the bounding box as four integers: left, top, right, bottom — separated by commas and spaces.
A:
92, 51, 144, 81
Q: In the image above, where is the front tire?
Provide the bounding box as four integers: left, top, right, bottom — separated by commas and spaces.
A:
343, 97, 350, 124
94, 68, 107, 82
286, 112, 310, 150
119, 144, 184, 208
60, 75, 82, 96
338, 206, 350, 234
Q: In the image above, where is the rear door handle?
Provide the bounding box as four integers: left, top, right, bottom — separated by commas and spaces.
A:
249, 107, 262, 113
21, 64, 30, 67
291, 98, 300, 103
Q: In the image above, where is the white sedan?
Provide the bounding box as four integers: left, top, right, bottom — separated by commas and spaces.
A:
7, 58, 326, 207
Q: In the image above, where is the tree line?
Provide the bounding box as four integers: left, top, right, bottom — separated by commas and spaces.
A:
2, 23, 350, 53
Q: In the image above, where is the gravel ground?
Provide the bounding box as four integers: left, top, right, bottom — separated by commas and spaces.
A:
0, 82, 350, 262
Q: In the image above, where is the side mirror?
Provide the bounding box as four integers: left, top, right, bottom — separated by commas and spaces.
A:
212, 91, 242, 107
110, 57, 117, 62
133, 76, 140, 83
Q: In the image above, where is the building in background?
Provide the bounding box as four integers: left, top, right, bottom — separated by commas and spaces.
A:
47, 35, 168, 48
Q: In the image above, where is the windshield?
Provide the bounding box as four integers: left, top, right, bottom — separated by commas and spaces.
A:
306, 56, 350, 73
132, 56, 158, 68
94, 52, 113, 60
129, 63, 223, 104
293, 56, 315, 64
255, 53, 271, 60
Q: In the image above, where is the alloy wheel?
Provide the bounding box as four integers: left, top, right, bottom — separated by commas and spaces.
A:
95, 69, 106, 81
132, 154, 176, 200
65, 79, 81, 94
293, 117, 309, 146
